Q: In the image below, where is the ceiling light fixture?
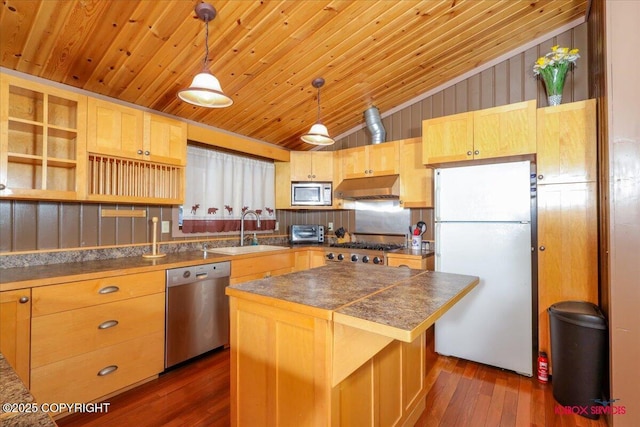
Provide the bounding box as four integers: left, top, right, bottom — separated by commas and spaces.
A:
177, 2, 232, 108
301, 77, 335, 146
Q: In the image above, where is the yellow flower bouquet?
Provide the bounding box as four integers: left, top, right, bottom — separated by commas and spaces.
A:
533, 45, 580, 105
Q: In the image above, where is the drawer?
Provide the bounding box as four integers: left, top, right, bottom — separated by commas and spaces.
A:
387, 257, 426, 269
230, 253, 294, 279
32, 270, 165, 316
31, 332, 164, 405
31, 293, 165, 368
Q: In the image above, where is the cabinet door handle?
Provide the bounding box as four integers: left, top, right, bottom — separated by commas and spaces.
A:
98, 320, 119, 330
144, 151, 150, 156
19, 296, 29, 304
312, 174, 316, 178
137, 149, 143, 155
538, 174, 544, 180
98, 286, 120, 294
539, 246, 546, 251
474, 150, 480, 155
307, 174, 312, 179
368, 169, 373, 174
97, 365, 118, 377
0, 183, 6, 190
467, 151, 472, 156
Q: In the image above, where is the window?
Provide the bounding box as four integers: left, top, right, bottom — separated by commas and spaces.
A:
177, 145, 276, 235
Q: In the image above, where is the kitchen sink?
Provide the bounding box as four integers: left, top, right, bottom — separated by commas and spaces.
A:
203, 245, 288, 256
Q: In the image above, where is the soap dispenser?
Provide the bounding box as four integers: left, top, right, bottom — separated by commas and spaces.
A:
251, 233, 259, 246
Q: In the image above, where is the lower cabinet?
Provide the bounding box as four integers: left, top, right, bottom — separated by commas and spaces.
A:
29, 271, 165, 406
293, 248, 327, 272
0, 289, 31, 386
335, 338, 424, 426
229, 295, 426, 426
230, 252, 295, 284
386, 253, 434, 270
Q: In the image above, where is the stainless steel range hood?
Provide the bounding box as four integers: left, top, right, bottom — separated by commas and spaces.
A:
334, 174, 400, 200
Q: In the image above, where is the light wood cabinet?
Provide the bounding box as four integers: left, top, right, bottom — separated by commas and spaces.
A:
536, 99, 596, 184
293, 249, 327, 271
398, 137, 434, 207
473, 100, 537, 159
422, 111, 474, 164
0, 289, 31, 386
86, 97, 144, 160
335, 337, 424, 426
228, 295, 426, 426
0, 72, 87, 200
86, 97, 185, 204
230, 252, 295, 284
87, 98, 186, 166
30, 271, 165, 405
143, 112, 187, 166
274, 160, 291, 209
386, 253, 434, 270
536, 100, 598, 372
275, 151, 342, 209
422, 100, 536, 165
290, 151, 334, 181
340, 142, 399, 179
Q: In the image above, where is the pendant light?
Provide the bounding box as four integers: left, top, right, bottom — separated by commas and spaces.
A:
177, 2, 232, 108
301, 77, 335, 146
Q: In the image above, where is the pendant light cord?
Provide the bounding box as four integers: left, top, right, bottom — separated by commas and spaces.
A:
316, 87, 321, 122
203, 19, 210, 68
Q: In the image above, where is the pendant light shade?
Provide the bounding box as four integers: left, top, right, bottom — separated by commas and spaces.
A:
301, 77, 334, 146
177, 3, 232, 108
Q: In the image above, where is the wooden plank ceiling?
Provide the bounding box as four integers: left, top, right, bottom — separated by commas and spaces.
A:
1, 0, 588, 151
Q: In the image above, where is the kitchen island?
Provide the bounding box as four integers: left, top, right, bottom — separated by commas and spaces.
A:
226, 263, 478, 426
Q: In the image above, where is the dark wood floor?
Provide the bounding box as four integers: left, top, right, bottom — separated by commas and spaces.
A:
58, 348, 607, 427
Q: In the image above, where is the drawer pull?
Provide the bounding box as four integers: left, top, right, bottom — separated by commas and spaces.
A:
98, 320, 119, 330
19, 296, 30, 304
97, 365, 118, 377
98, 286, 120, 294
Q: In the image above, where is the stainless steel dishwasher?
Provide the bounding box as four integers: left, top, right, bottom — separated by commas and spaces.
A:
165, 261, 231, 369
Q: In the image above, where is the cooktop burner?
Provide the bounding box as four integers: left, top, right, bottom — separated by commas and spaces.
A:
329, 242, 404, 251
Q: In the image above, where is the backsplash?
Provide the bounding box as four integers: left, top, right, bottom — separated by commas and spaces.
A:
0, 235, 290, 269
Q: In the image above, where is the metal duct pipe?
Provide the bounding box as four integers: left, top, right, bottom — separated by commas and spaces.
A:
364, 106, 386, 144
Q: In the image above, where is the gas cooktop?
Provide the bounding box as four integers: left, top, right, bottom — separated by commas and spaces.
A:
329, 242, 404, 251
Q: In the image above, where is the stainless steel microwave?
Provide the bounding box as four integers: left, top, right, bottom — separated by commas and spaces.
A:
291, 182, 332, 206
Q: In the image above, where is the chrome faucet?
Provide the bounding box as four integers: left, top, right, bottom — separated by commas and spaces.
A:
240, 210, 261, 246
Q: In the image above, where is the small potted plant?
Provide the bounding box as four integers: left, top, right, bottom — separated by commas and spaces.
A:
533, 45, 580, 106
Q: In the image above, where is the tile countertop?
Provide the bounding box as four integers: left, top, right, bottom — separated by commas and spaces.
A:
0, 353, 56, 427
226, 263, 479, 342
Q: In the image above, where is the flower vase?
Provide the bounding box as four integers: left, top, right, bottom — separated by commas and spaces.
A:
541, 64, 568, 106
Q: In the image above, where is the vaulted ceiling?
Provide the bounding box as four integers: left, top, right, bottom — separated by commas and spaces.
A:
1, 0, 588, 151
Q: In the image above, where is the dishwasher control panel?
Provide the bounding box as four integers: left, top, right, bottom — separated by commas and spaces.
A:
166, 261, 231, 287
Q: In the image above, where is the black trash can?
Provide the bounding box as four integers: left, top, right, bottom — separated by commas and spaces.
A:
548, 301, 607, 419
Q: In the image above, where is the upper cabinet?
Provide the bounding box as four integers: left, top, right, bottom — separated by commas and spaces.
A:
86, 98, 144, 160
536, 99, 596, 185
340, 142, 399, 179
423, 100, 536, 165
85, 97, 185, 204
290, 151, 334, 181
0, 73, 87, 201
143, 113, 187, 167
87, 98, 186, 166
398, 138, 433, 208
275, 151, 341, 209
421, 111, 474, 165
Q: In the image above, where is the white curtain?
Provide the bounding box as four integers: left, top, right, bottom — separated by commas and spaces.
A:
181, 145, 276, 233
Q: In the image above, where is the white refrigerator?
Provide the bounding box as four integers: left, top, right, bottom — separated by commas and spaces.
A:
434, 161, 534, 376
